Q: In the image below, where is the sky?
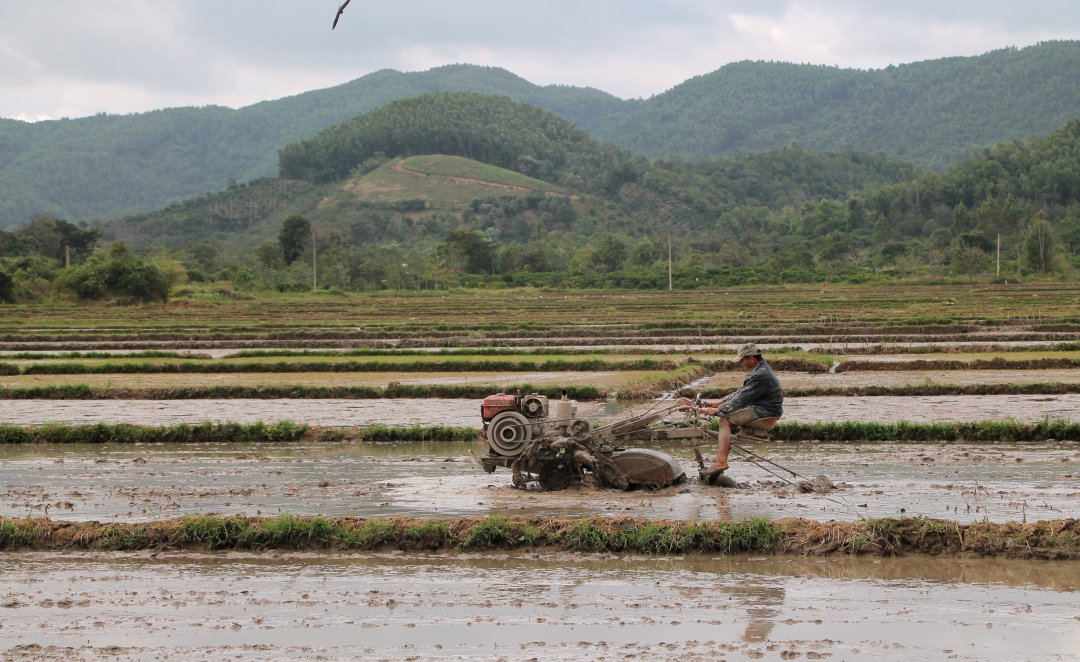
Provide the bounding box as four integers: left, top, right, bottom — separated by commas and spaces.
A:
3, 1, 1080, 121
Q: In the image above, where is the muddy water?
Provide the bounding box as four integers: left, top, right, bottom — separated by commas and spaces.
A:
2, 393, 1078, 427
0, 553, 1077, 661
2, 440, 1078, 524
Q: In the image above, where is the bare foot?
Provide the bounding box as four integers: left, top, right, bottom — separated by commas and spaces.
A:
699, 461, 728, 482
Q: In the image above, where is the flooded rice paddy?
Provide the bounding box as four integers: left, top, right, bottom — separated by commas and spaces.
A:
1, 393, 1079, 427
2, 439, 1077, 524
0, 552, 1077, 661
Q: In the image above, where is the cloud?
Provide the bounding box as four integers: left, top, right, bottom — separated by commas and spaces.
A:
1, 0, 1079, 119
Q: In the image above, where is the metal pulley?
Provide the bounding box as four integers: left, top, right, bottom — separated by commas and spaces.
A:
486, 411, 532, 456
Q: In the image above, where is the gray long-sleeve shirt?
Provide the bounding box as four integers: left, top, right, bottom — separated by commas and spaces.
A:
719, 359, 784, 419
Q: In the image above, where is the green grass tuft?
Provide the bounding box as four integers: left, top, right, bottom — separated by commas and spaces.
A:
460, 516, 516, 549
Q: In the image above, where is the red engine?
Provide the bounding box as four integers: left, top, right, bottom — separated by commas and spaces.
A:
481, 394, 518, 422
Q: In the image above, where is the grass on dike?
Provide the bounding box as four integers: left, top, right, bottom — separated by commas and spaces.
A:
6, 514, 1078, 557
0, 514, 782, 555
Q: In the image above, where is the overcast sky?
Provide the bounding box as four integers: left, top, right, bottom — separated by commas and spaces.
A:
3, 1, 1080, 121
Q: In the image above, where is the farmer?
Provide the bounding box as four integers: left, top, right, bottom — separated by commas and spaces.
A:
685, 343, 783, 481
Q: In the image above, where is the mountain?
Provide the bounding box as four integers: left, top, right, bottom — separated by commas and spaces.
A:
7, 41, 1080, 230
0, 65, 634, 227
608, 42, 1080, 166
108, 92, 916, 252
13, 92, 1080, 294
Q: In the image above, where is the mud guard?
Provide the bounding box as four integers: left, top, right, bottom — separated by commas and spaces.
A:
609, 449, 686, 488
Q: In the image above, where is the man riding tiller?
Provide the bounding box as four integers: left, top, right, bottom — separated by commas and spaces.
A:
684, 343, 784, 482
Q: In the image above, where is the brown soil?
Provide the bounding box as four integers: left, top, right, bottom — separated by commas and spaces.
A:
773, 517, 1080, 559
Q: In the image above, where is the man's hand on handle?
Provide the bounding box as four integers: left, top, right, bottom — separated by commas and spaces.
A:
678, 397, 724, 416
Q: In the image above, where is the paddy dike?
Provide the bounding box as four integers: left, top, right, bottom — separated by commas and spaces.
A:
2, 439, 1078, 524
3, 329, 1080, 352
696, 369, 1080, 397
0, 552, 1077, 661
1, 393, 1078, 427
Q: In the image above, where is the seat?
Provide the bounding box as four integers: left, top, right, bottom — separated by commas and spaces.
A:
742, 417, 778, 431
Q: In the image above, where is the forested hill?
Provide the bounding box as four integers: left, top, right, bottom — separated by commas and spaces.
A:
0, 65, 633, 227
110, 92, 918, 251
609, 41, 1080, 166
6, 41, 1080, 229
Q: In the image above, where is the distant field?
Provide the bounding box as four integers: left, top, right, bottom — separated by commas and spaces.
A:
399, 155, 565, 193
343, 156, 561, 208
1, 284, 1076, 336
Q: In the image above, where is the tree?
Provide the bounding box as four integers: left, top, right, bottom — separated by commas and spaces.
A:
1021, 214, 1055, 274
977, 196, 1003, 236
591, 233, 627, 272
54, 251, 170, 303
872, 214, 892, 245
279, 215, 312, 266
439, 230, 497, 274
189, 239, 220, 272
1055, 216, 1080, 255
13, 216, 101, 264
632, 238, 661, 266
953, 246, 988, 283
257, 241, 285, 270
951, 203, 970, 236
0, 270, 13, 303
844, 198, 866, 231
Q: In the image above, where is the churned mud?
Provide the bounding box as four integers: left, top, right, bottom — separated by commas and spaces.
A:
1, 393, 1080, 427
0, 552, 1077, 661
1, 439, 1077, 524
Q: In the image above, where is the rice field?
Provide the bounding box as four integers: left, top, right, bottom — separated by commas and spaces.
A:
2, 283, 1080, 660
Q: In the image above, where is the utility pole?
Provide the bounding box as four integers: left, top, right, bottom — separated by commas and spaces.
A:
668, 238, 672, 291
64, 245, 70, 269
996, 234, 1001, 278
311, 228, 317, 292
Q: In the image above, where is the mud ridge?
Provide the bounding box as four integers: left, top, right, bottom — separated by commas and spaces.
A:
837, 357, 1080, 371
692, 382, 1080, 398
616, 366, 713, 399
1, 515, 1077, 559
0, 422, 480, 444
5, 332, 1080, 351
0, 383, 605, 401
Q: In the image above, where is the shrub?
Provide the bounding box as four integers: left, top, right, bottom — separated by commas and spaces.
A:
55, 251, 170, 303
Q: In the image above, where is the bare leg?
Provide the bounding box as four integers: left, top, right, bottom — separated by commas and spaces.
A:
702, 416, 730, 479
715, 416, 731, 471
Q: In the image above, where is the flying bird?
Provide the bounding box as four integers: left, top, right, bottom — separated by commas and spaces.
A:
332, 0, 351, 30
